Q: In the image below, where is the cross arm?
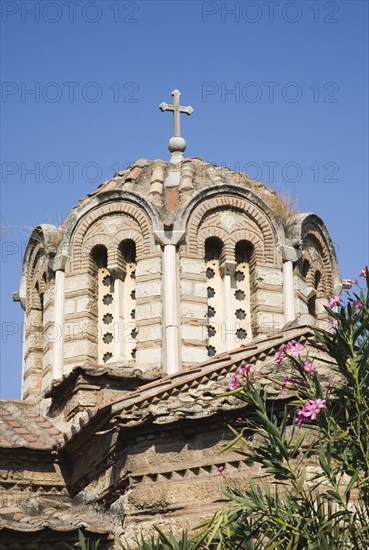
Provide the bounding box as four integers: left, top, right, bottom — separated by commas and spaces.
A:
159, 102, 174, 112
159, 103, 194, 115
180, 105, 194, 115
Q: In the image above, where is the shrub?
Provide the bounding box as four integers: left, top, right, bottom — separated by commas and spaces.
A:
122, 268, 369, 549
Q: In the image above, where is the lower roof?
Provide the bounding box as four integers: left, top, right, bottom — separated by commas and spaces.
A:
0, 401, 63, 451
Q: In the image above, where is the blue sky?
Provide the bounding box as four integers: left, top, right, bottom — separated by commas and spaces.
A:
1, 0, 368, 398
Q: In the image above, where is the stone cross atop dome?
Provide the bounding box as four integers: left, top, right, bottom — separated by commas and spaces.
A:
159, 89, 194, 163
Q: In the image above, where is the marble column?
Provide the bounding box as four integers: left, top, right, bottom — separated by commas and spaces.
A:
50, 255, 67, 380
280, 245, 301, 325
154, 229, 185, 374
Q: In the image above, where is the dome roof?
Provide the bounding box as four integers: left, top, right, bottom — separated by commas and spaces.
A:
68, 157, 290, 226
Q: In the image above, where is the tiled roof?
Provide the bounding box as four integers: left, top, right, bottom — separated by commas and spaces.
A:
61, 325, 318, 447
0, 503, 116, 536
109, 326, 316, 424
0, 401, 63, 450
45, 363, 162, 399
67, 156, 287, 218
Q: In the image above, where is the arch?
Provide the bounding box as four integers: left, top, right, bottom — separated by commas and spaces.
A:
204, 236, 225, 264
182, 191, 281, 265
69, 202, 153, 272
89, 239, 138, 364
291, 213, 341, 297
301, 245, 326, 289
302, 258, 310, 279
235, 240, 254, 263
22, 231, 53, 400
91, 244, 108, 270
83, 235, 115, 275
301, 233, 331, 296
314, 270, 323, 294
62, 191, 159, 264
26, 246, 48, 313
231, 230, 262, 266
19, 224, 61, 309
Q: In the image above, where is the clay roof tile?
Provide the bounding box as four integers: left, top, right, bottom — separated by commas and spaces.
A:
0, 401, 64, 450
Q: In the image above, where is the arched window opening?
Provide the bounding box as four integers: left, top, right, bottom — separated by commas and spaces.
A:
234, 241, 253, 343
307, 293, 316, 317
117, 240, 137, 361
302, 259, 310, 279
307, 270, 321, 317
314, 271, 322, 293
205, 237, 224, 357
33, 281, 44, 347
91, 245, 108, 269
302, 257, 324, 319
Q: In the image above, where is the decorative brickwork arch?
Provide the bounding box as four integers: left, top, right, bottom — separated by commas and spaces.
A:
69, 202, 153, 273
228, 229, 263, 267
20, 224, 61, 310
289, 213, 340, 300
301, 247, 326, 295
184, 195, 278, 264
27, 246, 48, 312
79, 225, 144, 275
301, 228, 333, 297
23, 242, 49, 400
106, 229, 143, 275
198, 226, 230, 265
84, 234, 115, 275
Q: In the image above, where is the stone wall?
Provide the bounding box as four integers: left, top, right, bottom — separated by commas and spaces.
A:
135, 254, 163, 372
179, 255, 208, 365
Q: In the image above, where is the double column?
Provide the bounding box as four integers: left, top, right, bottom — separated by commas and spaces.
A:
154, 229, 184, 375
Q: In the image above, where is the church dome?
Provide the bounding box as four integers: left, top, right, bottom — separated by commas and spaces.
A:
16, 94, 341, 401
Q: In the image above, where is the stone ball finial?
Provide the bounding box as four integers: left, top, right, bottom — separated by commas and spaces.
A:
168, 136, 186, 153
168, 136, 186, 163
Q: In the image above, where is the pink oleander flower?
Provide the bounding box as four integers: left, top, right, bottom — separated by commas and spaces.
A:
353, 299, 364, 310
280, 376, 294, 391
359, 267, 368, 278
229, 376, 239, 391
235, 417, 244, 423
235, 363, 256, 382
328, 295, 341, 309
275, 345, 287, 365
275, 341, 305, 365
217, 466, 225, 476
296, 398, 326, 426
236, 363, 253, 376
328, 319, 338, 331
286, 340, 306, 356
303, 360, 317, 374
